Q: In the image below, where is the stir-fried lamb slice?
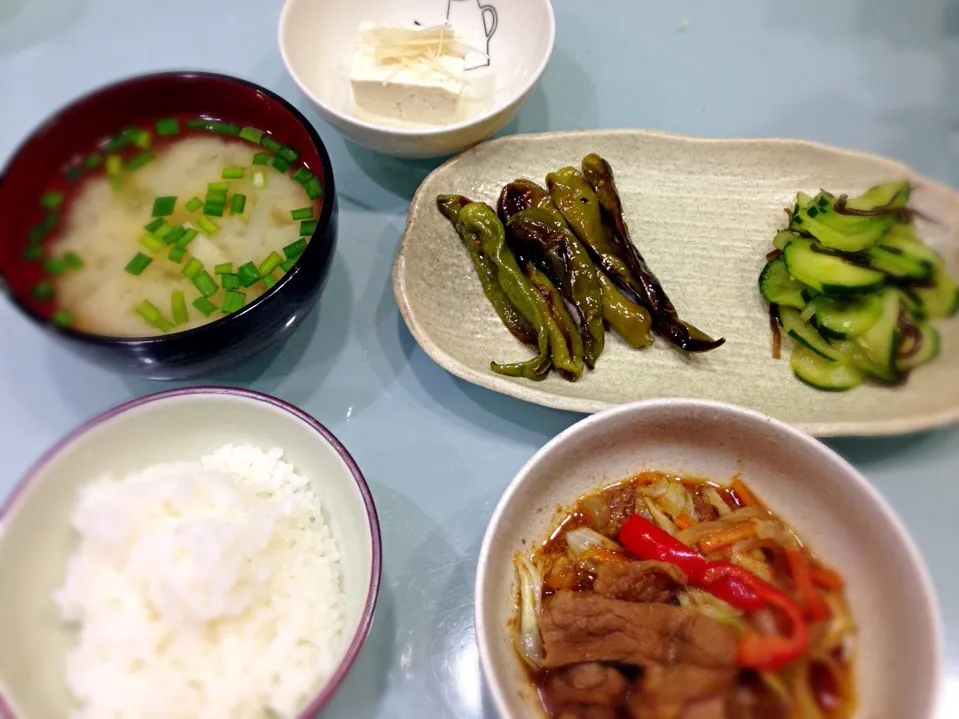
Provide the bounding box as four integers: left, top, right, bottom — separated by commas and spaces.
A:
540, 591, 738, 669
592, 560, 687, 604
542, 663, 629, 718
627, 664, 736, 719
596, 484, 636, 537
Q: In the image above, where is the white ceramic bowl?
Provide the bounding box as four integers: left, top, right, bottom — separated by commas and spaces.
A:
476, 399, 943, 719
0, 387, 381, 719
278, 0, 555, 158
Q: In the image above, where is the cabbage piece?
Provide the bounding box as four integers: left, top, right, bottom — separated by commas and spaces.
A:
512, 553, 544, 669
565, 527, 621, 558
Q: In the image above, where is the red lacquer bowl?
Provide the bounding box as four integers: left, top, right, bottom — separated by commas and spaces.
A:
0, 71, 337, 379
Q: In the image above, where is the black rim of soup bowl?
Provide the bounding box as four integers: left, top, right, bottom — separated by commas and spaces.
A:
0, 71, 337, 379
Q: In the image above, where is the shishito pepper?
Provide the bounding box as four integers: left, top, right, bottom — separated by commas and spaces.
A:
437, 195, 537, 347
580, 154, 725, 353
526, 265, 585, 380
618, 514, 810, 672
457, 202, 554, 380
505, 207, 605, 368
597, 273, 653, 348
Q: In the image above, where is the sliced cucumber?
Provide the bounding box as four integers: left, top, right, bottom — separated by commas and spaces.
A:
828, 339, 895, 383
778, 306, 845, 361
896, 322, 941, 372
790, 344, 863, 391
782, 237, 886, 296
807, 294, 883, 339
844, 181, 910, 212
852, 289, 900, 381
792, 192, 892, 252
772, 230, 800, 252
862, 244, 934, 282
898, 288, 926, 321
914, 268, 959, 320
759, 256, 810, 310
877, 224, 944, 270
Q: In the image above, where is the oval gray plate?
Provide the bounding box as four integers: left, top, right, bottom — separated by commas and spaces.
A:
392, 129, 959, 436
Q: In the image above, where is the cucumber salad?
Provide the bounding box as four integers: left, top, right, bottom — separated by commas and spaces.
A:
759, 181, 958, 391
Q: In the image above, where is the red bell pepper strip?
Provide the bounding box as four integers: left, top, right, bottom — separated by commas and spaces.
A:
619, 514, 809, 671
619, 514, 765, 612
785, 547, 831, 621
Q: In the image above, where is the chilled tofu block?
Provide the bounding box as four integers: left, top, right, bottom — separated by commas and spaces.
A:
349, 22, 467, 126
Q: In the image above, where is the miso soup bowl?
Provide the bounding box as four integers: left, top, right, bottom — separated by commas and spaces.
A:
279, 0, 555, 158
0, 387, 381, 719
0, 71, 338, 380
475, 398, 943, 719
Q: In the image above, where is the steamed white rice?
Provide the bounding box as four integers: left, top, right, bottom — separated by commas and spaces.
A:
54, 444, 345, 719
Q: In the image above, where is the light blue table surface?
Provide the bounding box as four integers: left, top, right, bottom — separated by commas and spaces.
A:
1, 0, 957, 716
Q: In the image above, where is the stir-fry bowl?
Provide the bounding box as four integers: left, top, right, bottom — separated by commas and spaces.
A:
475, 398, 942, 718
0, 71, 338, 380
0, 387, 381, 719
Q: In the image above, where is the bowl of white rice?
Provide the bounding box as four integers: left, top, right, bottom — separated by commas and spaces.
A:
0, 387, 381, 719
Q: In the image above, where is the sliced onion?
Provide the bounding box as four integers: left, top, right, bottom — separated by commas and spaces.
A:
579, 494, 611, 530
644, 496, 679, 535
512, 553, 544, 669
643, 477, 671, 498
678, 587, 744, 627
661, 480, 690, 518
565, 527, 621, 558
704, 487, 731, 517
731, 551, 773, 583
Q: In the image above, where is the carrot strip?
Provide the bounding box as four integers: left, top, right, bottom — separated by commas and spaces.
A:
699, 522, 756, 553
810, 564, 845, 591
731, 477, 759, 508
675, 513, 695, 530
786, 548, 831, 621
586, 548, 629, 564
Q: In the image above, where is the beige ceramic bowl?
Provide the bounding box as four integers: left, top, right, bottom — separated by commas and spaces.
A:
278, 0, 555, 158
0, 387, 381, 719
475, 398, 943, 719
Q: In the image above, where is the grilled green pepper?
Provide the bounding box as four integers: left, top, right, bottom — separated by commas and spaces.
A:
580, 154, 725, 353
526, 266, 585, 380
437, 194, 537, 347
458, 202, 553, 380
599, 273, 653, 348
505, 207, 605, 368
498, 178, 554, 220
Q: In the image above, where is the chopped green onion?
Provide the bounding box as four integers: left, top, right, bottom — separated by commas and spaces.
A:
237, 261, 260, 287
156, 317, 174, 332
206, 191, 227, 205
299, 220, 317, 236
144, 218, 165, 234
271, 155, 292, 173
156, 118, 180, 136
252, 170, 266, 188
221, 290, 245, 314
125, 151, 155, 171
133, 129, 152, 149
260, 136, 282, 153
209, 122, 240, 136
203, 203, 224, 217
168, 246, 187, 263
208, 181, 230, 192
22, 245, 43, 262
221, 273, 239, 290
277, 145, 298, 162
176, 227, 199, 248
44, 258, 67, 275
290, 207, 313, 221
221, 167, 245, 179
305, 177, 323, 200
125, 252, 153, 276
41, 191, 64, 209
292, 167, 314, 185
135, 299, 162, 325
182, 257, 204, 279
171, 290, 188, 325
214, 262, 233, 275
62, 251, 84, 269
279, 258, 296, 272
152, 221, 174, 240
252, 152, 271, 165
64, 165, 83, 183
283, 238, 308, 260
239, 127, 264, 143
230, 193, 246, 215
103, 133, 131, 153
263, 272, 278, 289
163, 227, 186, 246
51, 309, 73, 327
139, 233, 165, 253
185, 196, 203, 212
40, 212, 59, 233
28, 227, 46, 245
106, 154, 122, 176
186, 118, 212, 130
192, 297, 217, 316
196, 216, 220, 235
84, 153, 103, 168
32, 280, 54, 300
258, 251, 284, 276
151, 196, 177, 217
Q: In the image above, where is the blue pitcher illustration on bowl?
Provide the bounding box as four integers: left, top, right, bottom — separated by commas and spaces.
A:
446, 0, 497, 70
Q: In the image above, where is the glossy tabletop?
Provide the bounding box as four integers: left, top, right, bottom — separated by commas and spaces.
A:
1, 1, 957, 717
